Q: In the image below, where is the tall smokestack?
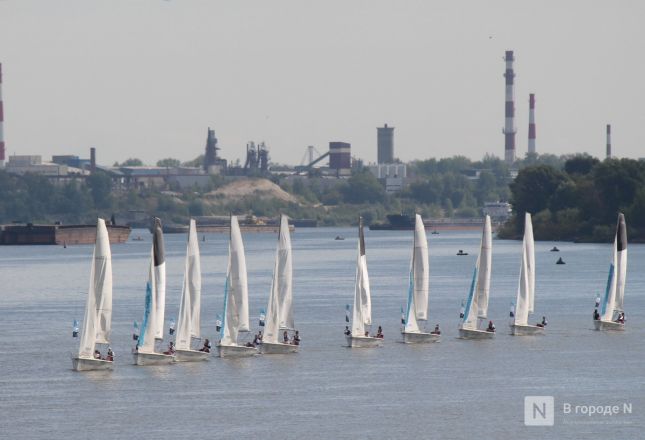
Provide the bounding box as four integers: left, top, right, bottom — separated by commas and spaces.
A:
503, 51, 516, 164
90, 147, 96, 172
0, 63, 5, 167
606, 124, 611, 159
528, 93, 536, 154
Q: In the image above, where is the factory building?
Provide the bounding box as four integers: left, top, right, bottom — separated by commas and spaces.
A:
329, 141, 351, 177
377, 124, 394, 164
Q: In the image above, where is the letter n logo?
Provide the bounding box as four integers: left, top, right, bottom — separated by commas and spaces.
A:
524, 396, 554, 426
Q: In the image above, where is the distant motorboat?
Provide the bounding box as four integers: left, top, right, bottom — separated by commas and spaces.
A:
456, 250, 468, 256
556, 257, 565, 265
550, 246, 560, 252
431, 230, 439, 235
132, 236, 144, 241
335, 235, 345, 241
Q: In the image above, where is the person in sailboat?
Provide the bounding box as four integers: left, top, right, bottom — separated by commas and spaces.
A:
344, 326, 351, 336
593, 309, 600, 321
199, 339, 211, 353
283, 330, 289, 344
486, 321, 496, 332
376, 326, 384, 339
253, 333, 261, 346
616, 312, 625, 324
431, 324, 441, 335
292, 331, 301, 345
257, 331, 263, 343
106, 347, 114, 361
94, 349, 101, 359
164, 341, 175, 355
595, 295, 601, 308
536, 316, 548, 327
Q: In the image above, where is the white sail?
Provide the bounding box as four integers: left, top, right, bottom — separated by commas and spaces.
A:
412, 214, 429, 321
78, 218, 113, 358
462, 215, 492, 330
351, 219, 372, 336
264, 215, 293, 344
601, 213, 627, 321
514, 213, 534, 326
175, 219, 202, 351
138, 218, 166, 352
220, 216, 249, 345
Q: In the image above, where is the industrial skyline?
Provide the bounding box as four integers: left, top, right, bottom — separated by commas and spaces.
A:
0, 1, 643, 165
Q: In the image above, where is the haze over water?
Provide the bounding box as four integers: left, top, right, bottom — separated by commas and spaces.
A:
0, 228, 643, 439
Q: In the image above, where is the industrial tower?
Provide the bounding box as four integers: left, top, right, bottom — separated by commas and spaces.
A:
503, 51, 516, 164
528, 94, 536, 154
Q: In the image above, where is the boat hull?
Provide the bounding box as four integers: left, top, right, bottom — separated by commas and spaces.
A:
259, 342, 299, 354
174, 349, 210, 362
458, 328, 495, 339
217, 344, 259, 358
510, 324, 545, 336
401, 331, 440, 343
132, 351, 175, 366
72, 357, 114, 371
345, 335, 383, 348
594, 319, 625, 331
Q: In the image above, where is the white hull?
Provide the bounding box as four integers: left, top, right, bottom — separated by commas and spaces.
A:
401, 331, 440, 344
594, 319, 625, 331
458, 328, 495, 339
345, 335, 383, 348
510, 324, 545, 336
217, 344, 259, 358
132, 351, 175, 366
72, 356, 114, 371
174, 349, 210, 362
260, 342, 299, 354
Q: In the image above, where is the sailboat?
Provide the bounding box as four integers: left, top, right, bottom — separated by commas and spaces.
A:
346, 217, 382, 348
458, 215, 494, 339
132, 217, 174, 365
175, 219, 209, 361
72, 218, 114, 371
594, 213, 627, 331
401, 214, 439, 343
217, 215, 258, 357
261, 214, 298, 354
509, 212, 543, 336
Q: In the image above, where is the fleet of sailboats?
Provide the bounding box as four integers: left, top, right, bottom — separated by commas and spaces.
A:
174, 219, 210, 361
401, 214, 439, 343
132, 217, 175, 365
594, 213, 627, 331
216, 215, 258, 357
509, 213, 543, 336
346, 217, 382, 348
459, 215, 494, 339
261, 214, 298, 354
71, 210, 641, 370
72, 218, 114, 371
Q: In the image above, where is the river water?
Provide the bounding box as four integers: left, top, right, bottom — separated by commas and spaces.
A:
0, 227, 642, 439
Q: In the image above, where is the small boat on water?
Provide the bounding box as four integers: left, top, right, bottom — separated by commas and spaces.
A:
72, 218, 114, 371
335, 235, 345, 241
456, 250, 468, 256
550, 246, 560, 252
459, 215, 494, 339
510, 213, 544, 336
174, 219, 209, 362
346, 217, 382, 348
594, 213, 627, 331
132, 218, 174, 365
217, 216, 258, 357
261, 215, 298, 354
401, 214, 439, 344
556, 257, 565, 265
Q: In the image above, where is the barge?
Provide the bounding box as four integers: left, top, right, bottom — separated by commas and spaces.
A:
0, 223, 131, 245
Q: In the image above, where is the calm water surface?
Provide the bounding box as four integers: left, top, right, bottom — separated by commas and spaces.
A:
0, 227, 643, 439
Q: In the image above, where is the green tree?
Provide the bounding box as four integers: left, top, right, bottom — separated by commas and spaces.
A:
157, 158, 181, 167
340, 171, 385, 204
120, 158, 144, 166
86, 171, 114, 209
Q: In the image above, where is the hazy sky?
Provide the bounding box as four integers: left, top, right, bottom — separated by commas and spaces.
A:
0, 1, 643, 166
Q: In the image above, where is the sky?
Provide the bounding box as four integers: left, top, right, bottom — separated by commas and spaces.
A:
0, 0, 643, 166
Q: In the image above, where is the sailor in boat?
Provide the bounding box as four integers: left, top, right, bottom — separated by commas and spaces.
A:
595, 296, 601, 308
106, 347, 114, 361
163, 341, 176, 355
257, 331, 263, 343
593, 309, 600, 321
616, 312, 625, 324
94, 349, 101, 359
252, 333, 261, 346
486, 321, 496, 332
283, 331, 290, 344
292, 331, 301, 345
376, 326, 384, 339
199, 339, 211, 353
536, 316, 548, 328
344, 326, 351, 336
431, 324, 441, 335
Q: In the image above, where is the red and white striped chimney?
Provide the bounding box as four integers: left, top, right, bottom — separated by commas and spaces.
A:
606, 124, 611, 159
503, 50, 516, 164
528, 93, 536, 154
0, 63, 5, 167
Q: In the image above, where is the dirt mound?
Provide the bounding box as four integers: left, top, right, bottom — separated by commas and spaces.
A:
207, 178, 298, 203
